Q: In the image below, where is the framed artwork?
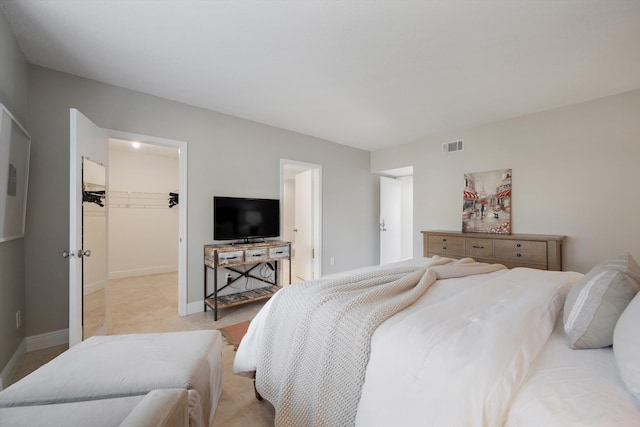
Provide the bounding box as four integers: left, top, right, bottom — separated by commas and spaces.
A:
462, 168, 511, 234
0, 103, 31, 242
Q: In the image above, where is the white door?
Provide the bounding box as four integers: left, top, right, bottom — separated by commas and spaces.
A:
69, 109, 109, 346
380, 176, 402, 265
293, 170, 313, 280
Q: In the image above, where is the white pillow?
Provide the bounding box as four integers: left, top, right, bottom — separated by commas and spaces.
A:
564, 252, 640, 349
614, 291, 640, 401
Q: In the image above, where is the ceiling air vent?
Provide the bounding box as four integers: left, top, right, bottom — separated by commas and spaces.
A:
443, 140, 464, 153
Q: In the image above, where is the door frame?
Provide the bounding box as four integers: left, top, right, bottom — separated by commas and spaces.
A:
109, 130, 189, 316
280, 159, 322, 280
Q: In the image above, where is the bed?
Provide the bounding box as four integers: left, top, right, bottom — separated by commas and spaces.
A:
233, 255, 640, 426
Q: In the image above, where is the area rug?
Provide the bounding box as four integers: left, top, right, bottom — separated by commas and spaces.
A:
219, 320, 251, 350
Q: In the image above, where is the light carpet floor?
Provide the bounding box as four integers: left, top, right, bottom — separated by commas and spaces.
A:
10, 272, 275, 426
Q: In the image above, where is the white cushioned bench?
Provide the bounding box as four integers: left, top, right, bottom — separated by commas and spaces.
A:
0, 388, 189, 427
0, 330, 224, 427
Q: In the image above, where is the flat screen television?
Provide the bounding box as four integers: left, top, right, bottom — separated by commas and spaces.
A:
213, 196, 280, 242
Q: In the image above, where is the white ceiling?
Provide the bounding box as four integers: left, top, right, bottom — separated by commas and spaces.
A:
2, 1, 640, 152
109, 138, 178, 158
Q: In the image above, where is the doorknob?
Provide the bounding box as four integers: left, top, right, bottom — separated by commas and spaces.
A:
62, 250, 75, 259
77, 249, 92, 258
293, 229, 298, 232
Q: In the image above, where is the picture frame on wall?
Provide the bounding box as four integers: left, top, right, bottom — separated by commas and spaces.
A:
462, 168, 511, 234
0, 103, 31, 242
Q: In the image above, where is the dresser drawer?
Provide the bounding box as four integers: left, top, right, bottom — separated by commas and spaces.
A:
245, 248, 268, 263
494, 241, 547, 265
494, 250, 547, 265
428, 235, 464, 256
269, 245, 290, 260
494, 240, 546, 253
464, 238, 493, 258
217, 250, 244, 266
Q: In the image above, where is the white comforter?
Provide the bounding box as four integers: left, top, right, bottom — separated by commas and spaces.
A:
505, 313, 640, 426
234, 259, 582, 426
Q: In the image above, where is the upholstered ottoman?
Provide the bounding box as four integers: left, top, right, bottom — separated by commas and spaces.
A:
0, 330, 223, 427
0, 388, 190, 427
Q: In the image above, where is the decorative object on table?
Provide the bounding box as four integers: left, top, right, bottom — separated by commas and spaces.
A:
0, 104, 31, 242
462, 168, 511, 234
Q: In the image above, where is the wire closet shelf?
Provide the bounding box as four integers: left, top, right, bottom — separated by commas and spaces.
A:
108, 190, 178, 209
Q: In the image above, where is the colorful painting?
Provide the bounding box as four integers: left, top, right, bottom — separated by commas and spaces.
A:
462, 169, 511, 234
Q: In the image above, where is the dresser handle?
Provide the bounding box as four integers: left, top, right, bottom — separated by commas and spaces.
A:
443, 238, 447, 242
472, 245, 484, 249
516, 253, 522, 257
443, 246, 447, 250
516, 243, 521, 248
252, 253, 263, 257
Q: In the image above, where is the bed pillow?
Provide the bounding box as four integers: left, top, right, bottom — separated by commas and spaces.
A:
563, 252, 640, 349
613, 292, 640, 401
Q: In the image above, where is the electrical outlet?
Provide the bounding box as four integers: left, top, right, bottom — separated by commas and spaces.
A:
330, 257, 335, 265
16, 310, 21, 329
225, 272, 232, 285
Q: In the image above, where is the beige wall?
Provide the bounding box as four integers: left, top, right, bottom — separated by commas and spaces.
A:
0, 10, 28, 383
371, 89, 640, 273
25, 65, 378, 337
108, 147, 179, 278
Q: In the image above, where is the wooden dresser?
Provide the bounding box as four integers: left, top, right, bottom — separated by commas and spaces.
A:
422, 231, 564, 270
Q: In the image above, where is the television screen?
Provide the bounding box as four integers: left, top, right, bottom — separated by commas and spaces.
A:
214, 196, 280, 241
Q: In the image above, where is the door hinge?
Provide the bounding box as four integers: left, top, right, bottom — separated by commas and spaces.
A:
312, 248, 315, 259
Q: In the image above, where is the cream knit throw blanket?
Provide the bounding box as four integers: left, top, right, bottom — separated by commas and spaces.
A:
255, 257, 506, 426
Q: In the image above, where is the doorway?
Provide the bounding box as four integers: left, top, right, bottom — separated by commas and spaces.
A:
106, 138, 179, 334
379, 167, 413, 265
281, 160, 322, 283
108, 130, 188, 316
69, 112, 188, 345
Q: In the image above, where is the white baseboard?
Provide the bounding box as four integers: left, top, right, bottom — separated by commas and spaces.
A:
109, 265, 178, 279
0, 339, 26, 391
26, 329, 69, 353
84, 279, 105, 295
187, 300, 205, 315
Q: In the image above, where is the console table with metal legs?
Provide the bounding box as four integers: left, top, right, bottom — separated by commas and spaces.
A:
204, 241, 291, 321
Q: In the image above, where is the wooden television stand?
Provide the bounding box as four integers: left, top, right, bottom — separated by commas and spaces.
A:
204, 241, 291, 320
